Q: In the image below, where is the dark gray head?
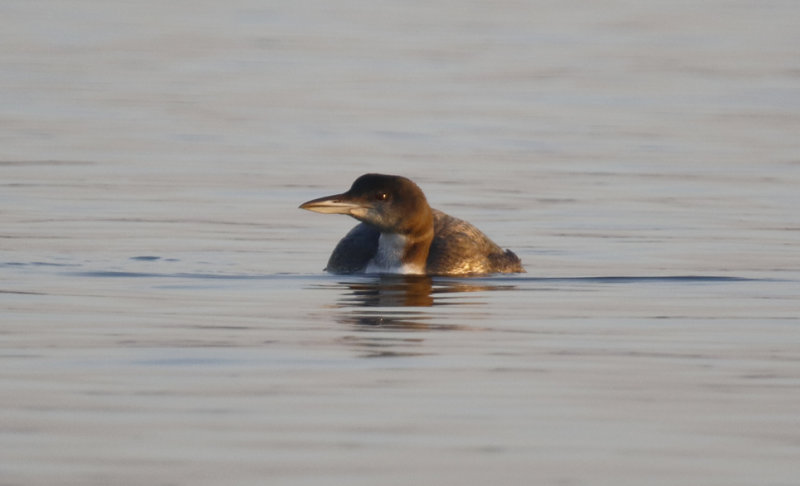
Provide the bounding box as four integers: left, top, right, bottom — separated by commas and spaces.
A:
299, 173, 433, 234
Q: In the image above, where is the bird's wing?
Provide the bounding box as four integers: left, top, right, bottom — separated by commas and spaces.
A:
427, 209, 524, 274
325, 223, 380, 274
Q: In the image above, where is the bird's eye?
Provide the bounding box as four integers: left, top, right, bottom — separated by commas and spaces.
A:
375, 192, 389, 201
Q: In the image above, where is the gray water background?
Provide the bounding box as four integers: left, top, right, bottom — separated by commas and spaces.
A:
2, 1, 799, 485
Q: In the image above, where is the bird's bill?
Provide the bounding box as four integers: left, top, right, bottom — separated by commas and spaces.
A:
299, 193, 366, 215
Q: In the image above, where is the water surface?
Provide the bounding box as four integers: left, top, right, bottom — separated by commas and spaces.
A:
2, 1, 800, 485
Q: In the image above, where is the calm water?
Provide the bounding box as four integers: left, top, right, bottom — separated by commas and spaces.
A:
2, 1, 800, 485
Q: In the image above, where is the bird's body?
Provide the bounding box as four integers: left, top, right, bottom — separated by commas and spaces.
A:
300, 174, 525, 276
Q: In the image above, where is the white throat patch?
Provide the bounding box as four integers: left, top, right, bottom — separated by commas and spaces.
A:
365, 233, 423, 274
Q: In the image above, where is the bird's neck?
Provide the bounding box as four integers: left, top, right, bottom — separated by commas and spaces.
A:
366, 208, 434, 274
400, 205, 434, 272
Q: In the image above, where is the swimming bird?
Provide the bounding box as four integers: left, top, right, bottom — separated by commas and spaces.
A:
299, 173, 525, 275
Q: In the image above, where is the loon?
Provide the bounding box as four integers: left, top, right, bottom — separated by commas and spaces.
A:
299, 173, 525, 276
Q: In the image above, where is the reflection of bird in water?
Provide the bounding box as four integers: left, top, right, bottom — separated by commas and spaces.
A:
317, 274, 516, 328
341, 275, 435, 307
300, 174, 525, 276
310, 275, 520, 357
332, 275, 518, 310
